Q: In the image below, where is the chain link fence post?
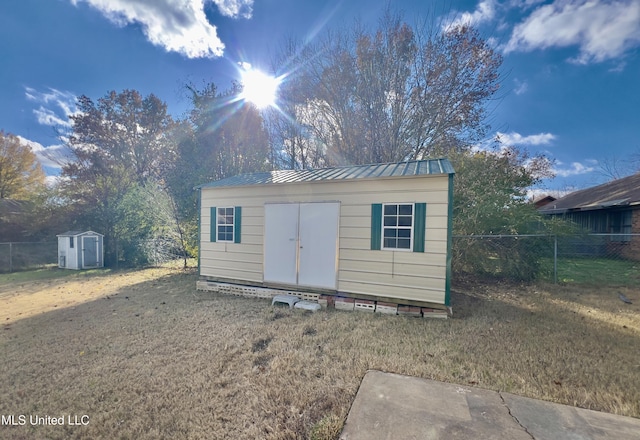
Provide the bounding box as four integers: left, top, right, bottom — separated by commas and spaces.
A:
553, 235, 558, 284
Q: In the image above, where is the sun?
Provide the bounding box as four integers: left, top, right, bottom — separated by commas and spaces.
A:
239, 63, 280, 109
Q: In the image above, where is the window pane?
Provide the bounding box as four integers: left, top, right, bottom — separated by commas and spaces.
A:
384, 205, 397, 215
383, 228, 397, 238
384, 238, 397, 248
398, 216, 412, 227
398, 229, 411, 238
399, 204, 413, 215
398, 239, 411, 249
384, 216, 397, 226
217, 207, 234, 225
217, 225, 234, 241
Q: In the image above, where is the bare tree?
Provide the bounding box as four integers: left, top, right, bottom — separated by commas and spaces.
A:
269, 8, 502, 167
598, 148, 640, 181
266, 38, 324, 169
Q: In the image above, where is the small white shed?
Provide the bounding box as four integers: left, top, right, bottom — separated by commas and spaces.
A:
197, 159, 455, 310
57, 231, 104, 270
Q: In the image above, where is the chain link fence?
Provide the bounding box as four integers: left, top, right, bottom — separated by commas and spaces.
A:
0, 242, 58, 273
452, 234, 640, 286
2, 235, 637, 285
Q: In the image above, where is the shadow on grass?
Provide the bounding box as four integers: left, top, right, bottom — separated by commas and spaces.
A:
0, 266, 112, 285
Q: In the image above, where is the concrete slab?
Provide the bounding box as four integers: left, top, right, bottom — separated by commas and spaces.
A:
340, 370, 640, 440
503, 392, 640, 440
340, 371, 531, 440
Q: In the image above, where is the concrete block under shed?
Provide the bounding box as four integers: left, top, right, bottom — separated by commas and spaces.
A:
375, 302, 398, 315
318, 294, 335, 309
335, 297, 355, 311
294, 301, 322, 312
421, 307, 448, 319
355, 299, 375, 312
397, 305, 422, 317
271, 294, 300, 308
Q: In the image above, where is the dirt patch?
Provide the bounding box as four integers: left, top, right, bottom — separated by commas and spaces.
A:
0, 267, 638, 440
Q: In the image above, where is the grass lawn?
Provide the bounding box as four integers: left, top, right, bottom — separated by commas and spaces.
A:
550, 257, 640, 286
1, 267, 638, 439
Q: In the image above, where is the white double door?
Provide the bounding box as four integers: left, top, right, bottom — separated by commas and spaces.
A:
264, 202, 340, 289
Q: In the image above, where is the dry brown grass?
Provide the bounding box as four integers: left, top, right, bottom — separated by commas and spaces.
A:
1, 267, 639, 439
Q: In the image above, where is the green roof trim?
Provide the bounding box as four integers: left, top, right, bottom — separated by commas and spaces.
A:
197, 159, 454, 189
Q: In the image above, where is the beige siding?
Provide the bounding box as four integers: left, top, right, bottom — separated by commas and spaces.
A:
338, 279, 446, 304
200, 174, 450, 304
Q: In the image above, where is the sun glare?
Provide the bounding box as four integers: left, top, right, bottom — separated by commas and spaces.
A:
239, 64, 280, 109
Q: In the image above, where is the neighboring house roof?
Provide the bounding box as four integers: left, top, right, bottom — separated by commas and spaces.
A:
533, 195, 556, 209
198, 159, 455, 189
539, 173, 640, 214
57, 230, 103, 237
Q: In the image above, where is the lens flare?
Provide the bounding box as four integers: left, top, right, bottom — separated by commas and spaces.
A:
239, 63, 280, 109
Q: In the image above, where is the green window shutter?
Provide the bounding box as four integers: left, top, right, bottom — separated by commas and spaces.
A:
210, 206, 217, 242
413, 203, 426, 253
234, 206, 242, 243
371, 203, 382, 250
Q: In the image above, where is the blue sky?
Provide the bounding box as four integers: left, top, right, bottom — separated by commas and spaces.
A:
1, 0, 639, 194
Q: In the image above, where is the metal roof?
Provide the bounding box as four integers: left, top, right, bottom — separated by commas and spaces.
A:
57, 230, 104, 237
539, 172, 640, 214
198, 159, 454, 189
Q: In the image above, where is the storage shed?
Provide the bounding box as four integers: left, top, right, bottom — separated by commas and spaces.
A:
57, 231, 104, 270
197, 159, 454, 311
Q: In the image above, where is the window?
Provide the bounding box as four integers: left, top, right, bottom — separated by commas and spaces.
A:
371, 203, 426, 252
210, 206, 242, 243
382, 203, 414, 250
217, 207, 235, 242
69, 237, 74, 248
610, 211, 632, 242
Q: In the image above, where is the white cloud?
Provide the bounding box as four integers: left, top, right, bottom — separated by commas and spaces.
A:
553, 161, 596, 177
497, 131, 556, 146
513, 78, 529, 95
16, 136, 72, 170
505, 0, 640, 64
71, 0, 254, 58
25, 87, 77, 129
444, 0, 497, 29
213, 0, 253, 18
33, 108, 71, 128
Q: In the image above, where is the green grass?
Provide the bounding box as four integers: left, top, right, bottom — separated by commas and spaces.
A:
541, 257, 640, 286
